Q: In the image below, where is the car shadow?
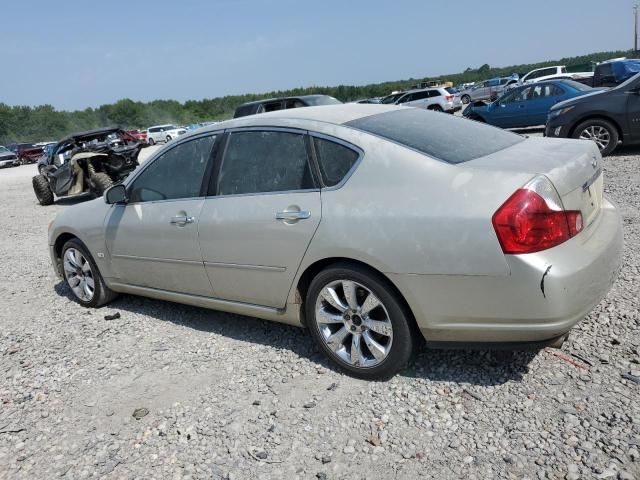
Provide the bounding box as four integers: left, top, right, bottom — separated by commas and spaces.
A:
608, 144, 640, 157
54, 282, 536, 386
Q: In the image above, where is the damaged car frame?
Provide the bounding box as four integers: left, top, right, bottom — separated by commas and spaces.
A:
33, 128, 141, 206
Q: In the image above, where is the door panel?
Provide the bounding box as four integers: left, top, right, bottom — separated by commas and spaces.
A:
199, 192, 321, 308
105, 200, 212, 296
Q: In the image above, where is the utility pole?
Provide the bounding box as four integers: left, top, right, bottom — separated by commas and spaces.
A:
635, 3, 638, 53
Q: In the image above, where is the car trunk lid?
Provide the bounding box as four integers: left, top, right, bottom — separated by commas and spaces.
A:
467, 137, 604, 228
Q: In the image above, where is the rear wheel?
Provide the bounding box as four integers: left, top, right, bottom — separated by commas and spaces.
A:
90, 172, 113, 196
428, 105, 443, 112
32, 174, 54, 205
61, 239, 117, 307
148, 137, 155, 146
306, 263, 415, 379
166, 135, 172, 142
572, 119, 619, 156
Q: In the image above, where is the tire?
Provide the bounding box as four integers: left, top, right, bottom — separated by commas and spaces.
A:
38, 165, 45, 175
166, 135, 172, 142
32, 174, 54, 206
90, 172, 113, 196
305, 263, 415, 380
461, 95, 471, 104
571, 119, 619, 156
428, 105, 443, 112
148, 137, 155, 146
471, 115, 486, 123
61, 238, 117, 308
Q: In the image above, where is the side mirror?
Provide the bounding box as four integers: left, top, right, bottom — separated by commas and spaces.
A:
105, 184, 128, 204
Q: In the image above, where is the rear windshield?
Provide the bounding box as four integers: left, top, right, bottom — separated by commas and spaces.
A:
345, 108, 524, 164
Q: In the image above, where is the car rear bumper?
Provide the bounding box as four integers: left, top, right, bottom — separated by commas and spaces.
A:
389, 198, 623, 344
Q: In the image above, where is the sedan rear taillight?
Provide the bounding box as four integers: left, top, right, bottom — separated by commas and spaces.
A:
492, 176, 583, 254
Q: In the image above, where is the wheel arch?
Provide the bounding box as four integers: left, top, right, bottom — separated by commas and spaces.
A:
295, 257, 419, 334
53, 232, 82, 261
568, 114, 624, 140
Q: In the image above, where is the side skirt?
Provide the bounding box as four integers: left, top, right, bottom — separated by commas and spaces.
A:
108, 281, 304, 327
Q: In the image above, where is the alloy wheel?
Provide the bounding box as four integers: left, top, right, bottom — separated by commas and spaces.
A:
579, 125, 610, 151
63, 248, 95, 302
314, 280, 393, 368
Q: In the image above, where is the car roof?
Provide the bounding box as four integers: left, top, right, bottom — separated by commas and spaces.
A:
192, 104, 400, 134
238, 94, 334, 108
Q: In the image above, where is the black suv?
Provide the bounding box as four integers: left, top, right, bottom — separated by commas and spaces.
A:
545, 72, 640, 156
233, 94, 341, 118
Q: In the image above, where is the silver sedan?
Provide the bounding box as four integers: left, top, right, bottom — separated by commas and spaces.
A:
48, 104, 623, 379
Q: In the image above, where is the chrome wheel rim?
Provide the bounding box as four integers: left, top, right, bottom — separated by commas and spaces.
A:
579, 125, 610, 151
63, 248, 95, 302
315, 280, 393, 368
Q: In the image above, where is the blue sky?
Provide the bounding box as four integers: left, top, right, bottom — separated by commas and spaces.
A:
0, 0, 632, 110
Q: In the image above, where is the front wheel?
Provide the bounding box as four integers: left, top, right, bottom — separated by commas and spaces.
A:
61, 239, 117, 307
32, 174, 54, 205
461, 94, 470, 104
148, 137, 155, 146
306, 263, 415, 379
166, 135, 172, 142
572, 119, 619, 156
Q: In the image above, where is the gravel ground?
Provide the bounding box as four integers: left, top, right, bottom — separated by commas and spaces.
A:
0, 142, 638, 480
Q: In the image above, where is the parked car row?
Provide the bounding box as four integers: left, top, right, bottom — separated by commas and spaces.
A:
462, 68, 640, 156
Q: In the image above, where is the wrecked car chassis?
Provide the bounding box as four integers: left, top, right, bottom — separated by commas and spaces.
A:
33, 128, 141, 206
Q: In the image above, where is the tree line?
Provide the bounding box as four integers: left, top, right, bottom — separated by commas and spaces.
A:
0, 49, 633, 144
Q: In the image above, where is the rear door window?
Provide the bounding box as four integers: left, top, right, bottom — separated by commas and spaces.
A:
345, 108, 524, 164
217, 131, 316, 195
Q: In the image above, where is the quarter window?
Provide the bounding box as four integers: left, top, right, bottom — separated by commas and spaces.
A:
313, 137, 359, 187
217, 131, 315, 195
129, 135, 215, 202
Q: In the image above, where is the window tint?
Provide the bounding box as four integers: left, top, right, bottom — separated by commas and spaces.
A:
313, 137, 359, 187
262, 101, 283, 113
285, 99, 305, 109
345, 108, 524, 164
217, 131, 315, 195
428, 90, 441, 97
410, 91, 430, 101
396, 93, 413, 104
129, 135, 215, 202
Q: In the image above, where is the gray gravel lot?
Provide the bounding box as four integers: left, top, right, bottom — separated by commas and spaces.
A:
0, 141, 639, 480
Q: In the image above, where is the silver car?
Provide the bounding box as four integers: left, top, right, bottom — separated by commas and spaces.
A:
460, 77, 518, 104
48, 105, 623, 379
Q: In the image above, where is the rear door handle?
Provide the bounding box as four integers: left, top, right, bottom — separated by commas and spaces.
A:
170, 215, 195, 226
275, 210, 311, 221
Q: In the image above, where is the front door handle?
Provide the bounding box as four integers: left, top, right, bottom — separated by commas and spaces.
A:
275, 210, 311, 221
170, 215, 195, 226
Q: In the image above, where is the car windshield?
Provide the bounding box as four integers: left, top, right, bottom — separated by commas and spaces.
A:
0, 146, 10, 154
305, 96, 342, 106
561, 80, 592, 91
345, 108, 524, 164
